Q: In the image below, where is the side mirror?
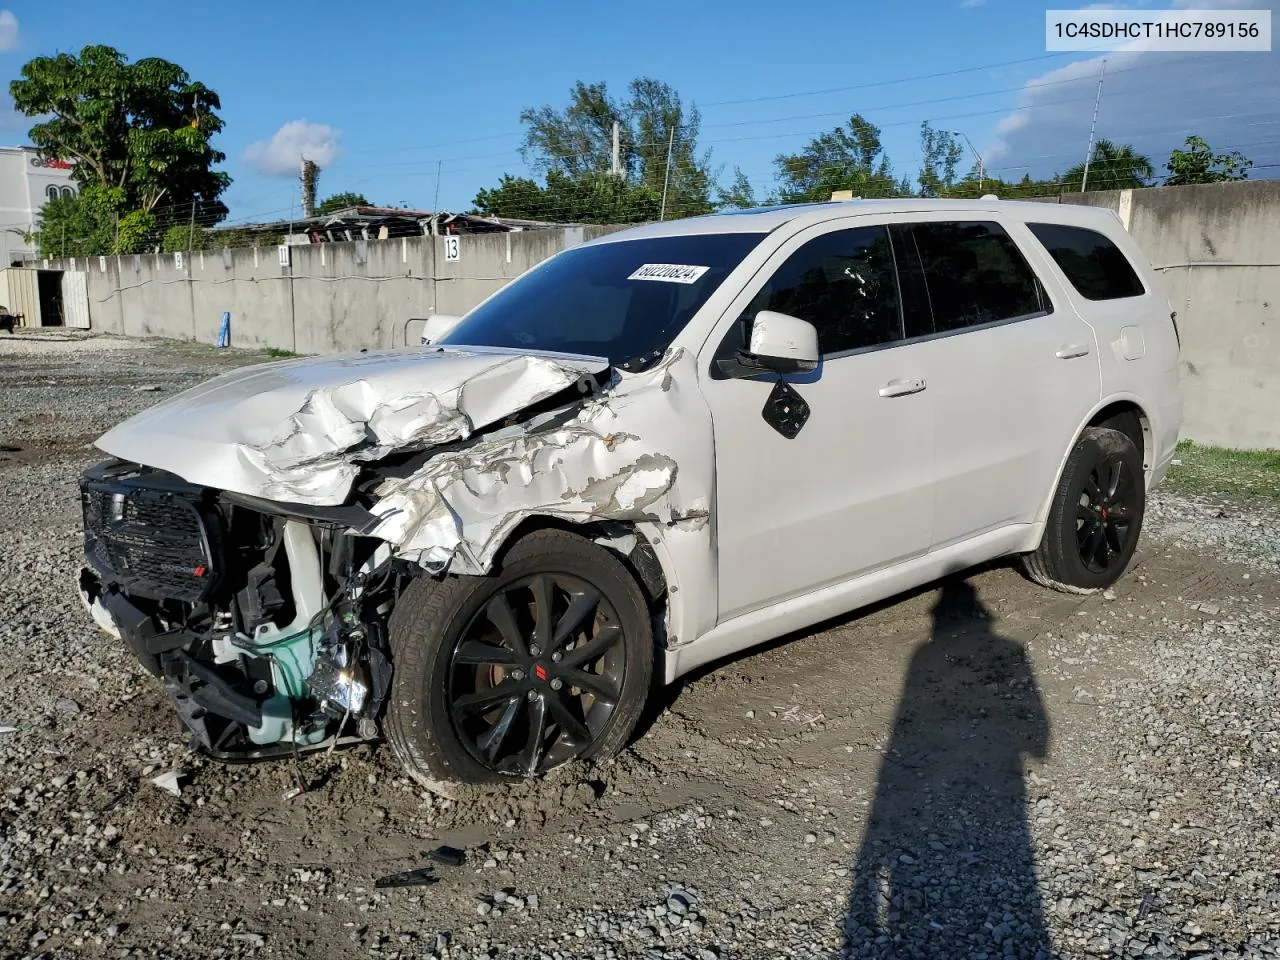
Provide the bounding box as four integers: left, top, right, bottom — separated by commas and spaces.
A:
718, 310, 819, 378
419, 313, 463, 345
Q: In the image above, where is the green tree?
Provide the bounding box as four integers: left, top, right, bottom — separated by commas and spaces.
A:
160, 222, 217, 252
1164, 135, 1252, 185
512, 77, 713, 220
1061, 139, 1153, 191
918, 122, 964, 198
474, 169, 661, 224
945, 173, 1064, 200
773, 115, 904, 203
716, 166, 757, 210
28, 186, 156, 258
11, 44, 231, 255
317, 192, 370, 215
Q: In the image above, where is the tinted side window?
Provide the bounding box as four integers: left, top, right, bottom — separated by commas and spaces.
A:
756, 226, 902, 355
910, 221, 1047, 332
1027, 222, 1145, 300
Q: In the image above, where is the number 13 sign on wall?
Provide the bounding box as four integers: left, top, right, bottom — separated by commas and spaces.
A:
443, 236, 460, 262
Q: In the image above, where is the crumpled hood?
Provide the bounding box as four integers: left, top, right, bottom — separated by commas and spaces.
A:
96, 345, 609, 505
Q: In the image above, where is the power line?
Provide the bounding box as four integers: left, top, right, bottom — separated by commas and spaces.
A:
700, 53, 1081, 107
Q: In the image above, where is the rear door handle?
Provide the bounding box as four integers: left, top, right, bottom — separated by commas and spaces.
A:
1055, 344, 1091, 359
879, 377, 927, 398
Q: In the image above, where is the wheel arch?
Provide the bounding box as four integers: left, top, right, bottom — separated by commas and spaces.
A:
1035, 394, 1153, 528
487, 515, 671, 610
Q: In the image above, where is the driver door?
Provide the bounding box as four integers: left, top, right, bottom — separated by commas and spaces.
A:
701, 222, 936, 622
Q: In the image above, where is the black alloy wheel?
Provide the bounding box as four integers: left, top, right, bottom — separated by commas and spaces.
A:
448, 573, 627, 776
384, 528, 653, 788
1075, 454, 1139, 574
1023, 426, 1146, 593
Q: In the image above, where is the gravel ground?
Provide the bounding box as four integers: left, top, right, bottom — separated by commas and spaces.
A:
1, 332, 1278, 960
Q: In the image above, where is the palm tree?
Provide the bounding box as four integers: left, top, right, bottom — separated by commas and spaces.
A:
1061, 139, 1154, 192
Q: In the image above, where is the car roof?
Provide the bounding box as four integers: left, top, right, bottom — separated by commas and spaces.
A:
581, 198, 1125, 245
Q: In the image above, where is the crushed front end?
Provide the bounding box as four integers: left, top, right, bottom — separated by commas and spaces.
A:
78, 458, 396, 760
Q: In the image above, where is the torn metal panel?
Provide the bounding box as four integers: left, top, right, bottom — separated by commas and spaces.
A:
366, 349, 716, 579
95, 346, 608, 505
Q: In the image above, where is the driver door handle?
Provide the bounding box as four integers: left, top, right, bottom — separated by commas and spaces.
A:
1055, 343, 1091, 359
879, 377, 927, 398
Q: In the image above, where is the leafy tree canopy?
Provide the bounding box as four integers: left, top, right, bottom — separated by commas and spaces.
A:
28, 186, 156, 259
1061, 139, 1153, 192
773, 115, 906, 202
473, 170, 662, 225
1164, 135, 1252, 185
12, 44, 231, 256
317, 192, 371, 215
918, 123, 965, 198
716, 166, 757, 210
481, 77, 713, 222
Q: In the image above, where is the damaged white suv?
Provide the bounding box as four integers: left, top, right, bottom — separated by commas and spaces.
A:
79, 199, 1182, 789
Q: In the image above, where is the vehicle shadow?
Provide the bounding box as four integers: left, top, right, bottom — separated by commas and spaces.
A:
841, 578, 1053, 959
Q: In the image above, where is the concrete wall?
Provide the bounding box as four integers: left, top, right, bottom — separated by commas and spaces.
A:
53, 226, 621, 354
1053, 181, 1280, 450
43, 183, 1280, 449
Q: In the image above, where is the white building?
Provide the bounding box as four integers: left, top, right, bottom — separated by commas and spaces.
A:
0, 146, 77, 265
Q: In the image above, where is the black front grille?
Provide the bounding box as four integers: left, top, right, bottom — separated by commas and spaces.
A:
81, 462, 220, 603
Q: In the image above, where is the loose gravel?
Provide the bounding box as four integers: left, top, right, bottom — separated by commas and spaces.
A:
1, 331, 1277, 960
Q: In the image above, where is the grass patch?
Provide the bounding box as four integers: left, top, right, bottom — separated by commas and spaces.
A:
1164, 439, 1280, 503
262, 347, 300, 359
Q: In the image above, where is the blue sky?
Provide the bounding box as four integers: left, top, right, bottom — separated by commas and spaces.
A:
2, 0, 1276, 224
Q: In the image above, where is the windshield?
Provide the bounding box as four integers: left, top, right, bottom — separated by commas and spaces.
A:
437, 233, 767, 370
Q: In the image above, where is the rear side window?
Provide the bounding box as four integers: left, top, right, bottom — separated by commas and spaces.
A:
1027, 222, 1145, 301
908, 221, 1048, 332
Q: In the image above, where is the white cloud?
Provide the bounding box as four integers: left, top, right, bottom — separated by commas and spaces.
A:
984, 0, 1280, 184
0, 10, 19, 52
243, 120, 341, 176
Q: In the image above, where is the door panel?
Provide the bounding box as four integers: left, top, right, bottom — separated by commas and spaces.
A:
702, 223, 935, 622
61, 271, 91, 328
708, 353, 934, 620
929, 313, 1098, 546
891, 217, 1101, 547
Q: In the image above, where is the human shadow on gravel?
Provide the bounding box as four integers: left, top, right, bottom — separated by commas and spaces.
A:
844, 579, 1052, 960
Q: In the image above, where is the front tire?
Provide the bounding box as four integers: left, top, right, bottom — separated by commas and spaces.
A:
1023, 426, 1145, 594
385, 528, 653, 790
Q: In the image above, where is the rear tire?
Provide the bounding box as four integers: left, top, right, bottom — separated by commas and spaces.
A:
384, 528, 653, 791
1023, 427, 1145, 594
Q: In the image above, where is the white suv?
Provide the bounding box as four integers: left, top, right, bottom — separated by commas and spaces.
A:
79, 199, 1181, 790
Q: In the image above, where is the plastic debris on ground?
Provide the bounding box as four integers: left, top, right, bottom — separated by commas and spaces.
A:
150, 770, 184, 796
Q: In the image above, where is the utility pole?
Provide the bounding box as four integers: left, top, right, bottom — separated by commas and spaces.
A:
659, 127, 676, 221
951, 130, 985, 193
432, 159, 443, 216
187, 199, 197, 251
610, 121, 621, 177
1081, 58, 1108, 193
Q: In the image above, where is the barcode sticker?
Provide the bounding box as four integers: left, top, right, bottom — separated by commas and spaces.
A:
627, 263, 710, 284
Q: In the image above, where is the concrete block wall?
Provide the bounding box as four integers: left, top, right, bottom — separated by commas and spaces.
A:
1058, 181, 1280, 450
55, 226, 600, 354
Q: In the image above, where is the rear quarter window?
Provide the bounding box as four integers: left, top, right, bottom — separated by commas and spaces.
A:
1027, 222, 1146, 301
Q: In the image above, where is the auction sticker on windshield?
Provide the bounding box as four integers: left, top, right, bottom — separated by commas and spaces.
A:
628, 263, 710, 284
